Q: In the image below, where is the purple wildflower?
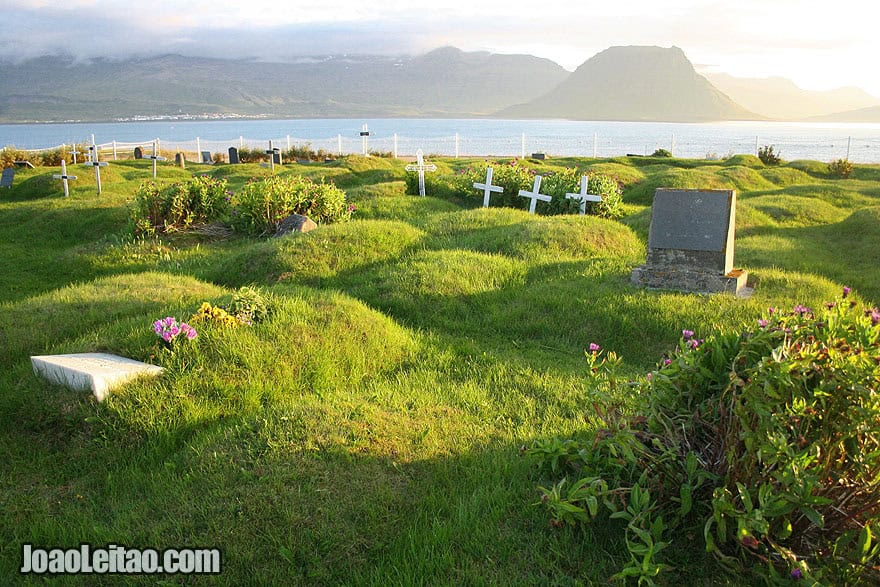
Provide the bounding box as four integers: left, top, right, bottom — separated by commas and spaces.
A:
663, 358, 672, 366
181, 323, 198, 340
793, 304, 811, 316
791, 568, 803, 580
682, 329, 694, 340
868, 307, 880, 326
688, 339, 701, 350
588, 343, 601, 353
824, 301, 837, 310
758, 319, 769, 328
843, 286, 851, 298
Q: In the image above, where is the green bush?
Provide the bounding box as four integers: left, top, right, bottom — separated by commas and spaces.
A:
528, 292, 880, 584
131, 175, 231, 235
828, 158, 855, 179
651, 148, 672, 157
230, 175, 351, 235
758, 144, 782, 166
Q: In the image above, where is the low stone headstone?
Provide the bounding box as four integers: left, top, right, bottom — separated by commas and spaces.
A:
31, 353, 164, 402
631, 188, 750, 295
404, 149, 437, 197
133, 146, 143, 159
201, 151, 213, 164
1, 168, 14, 189
14, 160, 35, 168
175, 152, 186, 168
473, 166, 503, 208
518, 175, 552, 214
228, 146, 240, 164
275, 213, 317, 236
531, 153, 546, 160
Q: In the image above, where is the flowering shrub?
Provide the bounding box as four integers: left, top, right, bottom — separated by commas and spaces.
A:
527, 290, 880, 584
153, 316, 197, 349
191, 302, 244, 328
450, 160, 536, 210
828, 158, 855, 179
131, 175, 230, 235
229, 175, 350, 235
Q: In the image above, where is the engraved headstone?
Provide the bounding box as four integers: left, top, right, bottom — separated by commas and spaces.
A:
228, 146, 240, 164
0, 168, 14, 189
133, 146, 144, 159
201, 151, 213, 164
631, 188, 749, 295
31, 352, 164, 401
518, 175, 552, 214
404, 149, 437, 197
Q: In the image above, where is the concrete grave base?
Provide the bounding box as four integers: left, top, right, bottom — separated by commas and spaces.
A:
631, 265, 750, 296
31, 353, 164, 401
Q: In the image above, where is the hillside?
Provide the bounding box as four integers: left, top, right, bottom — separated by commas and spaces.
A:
807, 105, 880, 123
0, 49, 569, 122
705, 73, 880, 120
500, 46, 758, 122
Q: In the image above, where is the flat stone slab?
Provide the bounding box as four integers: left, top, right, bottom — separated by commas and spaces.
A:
31, 353, 164, 401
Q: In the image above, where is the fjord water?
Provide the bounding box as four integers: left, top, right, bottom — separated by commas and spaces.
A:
2, 118, 879, 162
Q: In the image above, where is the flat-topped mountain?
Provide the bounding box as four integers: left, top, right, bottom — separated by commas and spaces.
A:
500, 46, 758, 122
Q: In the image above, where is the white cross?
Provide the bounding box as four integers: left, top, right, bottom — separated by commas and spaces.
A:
145, 141, 166, 179
70, 147, 81, 165
518, 175, 551, 214
405, 149, 437, 197
565, 175, 603, 215
473, 166, 503, 208
360, 123, 370, 156
52, 160, 78, 197
82, 141, 108, 195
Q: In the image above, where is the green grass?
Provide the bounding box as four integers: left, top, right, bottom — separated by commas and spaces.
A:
1, 154, 878, 584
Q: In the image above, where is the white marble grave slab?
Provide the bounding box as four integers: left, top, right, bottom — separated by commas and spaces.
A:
31, 353, 164, 401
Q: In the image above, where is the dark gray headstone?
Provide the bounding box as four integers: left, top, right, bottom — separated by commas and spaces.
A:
1, 168, 14, 188
272, 149, 282, 165
531, 153, 546, 160
201, 151, 213, 164
631, 189, 749, 295
133, 147, 143, 159
228, 147, 240, 164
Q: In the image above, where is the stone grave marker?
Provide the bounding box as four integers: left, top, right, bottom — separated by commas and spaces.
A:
1, 168, 14, 189
52, 161, 78, 197
565, 175, 602, 215
473, 166, 503, 208
14, 160, 35, 168
519, 175, 552, 214
201, 151, 213, 164
175, 152, 186, 168
31, 352, 164, 402
404, 149, 437, 197
82, 142, 108, 195
228, 146, 240, 164
145, 142, 166, 179
133, 146, 143, 159
631, 188, 749, 295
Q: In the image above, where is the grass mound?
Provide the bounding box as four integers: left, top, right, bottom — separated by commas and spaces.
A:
352, 195, 460, 224
744, 194, 846, 226
723, 154, 764, 168
423, 208, 642, 262
623, 167, 735, 205
716, 166, 777, 191
582, 162, 646, 188
213, 220, 426, 286
758, 166, 818, 186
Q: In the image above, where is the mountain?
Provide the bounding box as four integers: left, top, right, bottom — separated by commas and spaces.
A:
0, 49, 569, 122
704, 73, 880, 120
807, 105, 880, 123
500, 46, 757, 122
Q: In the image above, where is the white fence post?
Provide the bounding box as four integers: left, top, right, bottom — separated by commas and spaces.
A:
521, 133, 525, 159
393, 133, 398, 159
455, 133, 460, 159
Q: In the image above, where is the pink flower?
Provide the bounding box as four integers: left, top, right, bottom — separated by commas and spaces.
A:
663, 358, 672, 366
843, 286, 851, 298
682, 329, 694, 340
758, 319, 769, 328
588, 343, 600, 353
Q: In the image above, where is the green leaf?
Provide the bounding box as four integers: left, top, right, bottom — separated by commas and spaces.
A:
800, 506, 824, 528
857, 525, 872, 560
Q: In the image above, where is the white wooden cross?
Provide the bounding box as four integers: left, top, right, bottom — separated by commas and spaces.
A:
52, 160, 78, 197
405, 149, 437, 197
82, 140, 108, 195
565, 175, 603, 215
360, 123, 370, 156
145, 141, 166, 179
473, 166, 503, 208
70, 146, 82, 165
518, 175, 552, 214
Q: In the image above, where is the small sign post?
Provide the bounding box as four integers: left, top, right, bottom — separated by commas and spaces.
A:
473, 167, 503, 208
52, 161, 78, 197
145, 141, 166, 179
565, 175, 602, 215
404, 149, 437, 197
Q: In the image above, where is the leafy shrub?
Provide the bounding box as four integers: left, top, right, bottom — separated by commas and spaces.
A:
1, 147, 39, 169
527, 292, 880, 584
131, 175, 231, 235
449, 160, 536, 210
228, 286, 275, 324
284, 143, 333, 162
651, 148, 672, 157
230, 175, 351, 235
828, 158, 855, 179
758, 144, 782, 165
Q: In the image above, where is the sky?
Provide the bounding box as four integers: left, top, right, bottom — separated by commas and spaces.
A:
2, 0, 878, 96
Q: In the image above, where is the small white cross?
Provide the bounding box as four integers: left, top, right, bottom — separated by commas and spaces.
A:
82, 141, 108, 195
473, 166, 503, 208
565, 175, 603, 215
405, 149, 437, 197
145, 141, 167, 179
70, 147, 81, 165
52, 160, 78, 197
518, 175, 552, 214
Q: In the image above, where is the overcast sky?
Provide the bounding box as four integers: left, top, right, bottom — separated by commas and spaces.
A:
3, 0, 878, 95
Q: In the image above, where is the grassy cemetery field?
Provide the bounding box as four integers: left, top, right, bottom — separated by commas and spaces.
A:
1, 152, 878, 584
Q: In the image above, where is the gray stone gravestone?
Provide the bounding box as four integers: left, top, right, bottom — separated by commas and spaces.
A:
31, 352, 164, 402
631, 188, 749, 295
228, 146, 240, 164
175, 152, 186, 168
201, 151, 213, 164
1, 168, 14, 189
133, 146, 143, 159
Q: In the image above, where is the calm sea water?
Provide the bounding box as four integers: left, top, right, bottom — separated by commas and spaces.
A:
2, 118, 879, 163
